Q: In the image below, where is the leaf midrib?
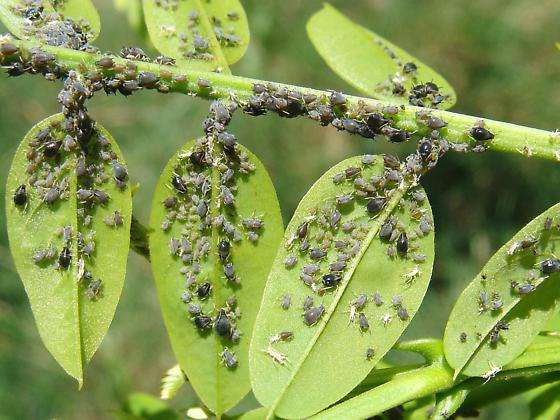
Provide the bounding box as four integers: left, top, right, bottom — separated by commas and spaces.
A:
267, 180, 410, 417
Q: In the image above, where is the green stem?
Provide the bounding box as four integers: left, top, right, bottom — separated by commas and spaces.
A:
5, 40, 560, 162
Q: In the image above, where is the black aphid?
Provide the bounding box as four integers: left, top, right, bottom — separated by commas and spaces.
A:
284, 254, 297, 269
373, 292, 383, 306
459, 332, 467, 343
224, 262, 236, 281
366, 348, 375, 360
309, 248, 327, 260
322, 273, 341, 287
303, 296, 313, 310
215, 309, 231, 337
397, 306, 409, 321
220, 348, 238, 368
13, 185, 27, 206
197, 282, 212, 299
470, 126, 494, 141
218, 239, 230, 261
281, 294, 291, 310
366, 197, 386, 215
540, 258, 560, 275
194, 314, 212, 330
172, 175, 188, 194
396, 232, 408, 254
379, 219, 394, 241
112, 162, 128, 181
358, 313, 369, 331
58, 246, 72, 269
297, 222, 308, 238
418, 140, 432, 159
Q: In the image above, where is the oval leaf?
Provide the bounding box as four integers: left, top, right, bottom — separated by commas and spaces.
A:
142, 0, 249, 72
306, 4, 456, 109
444, 203, 560, 377
149, 138, 283, 416
249, 155, 435, 418
0, 0, 100, 45
6, 114, 132, 385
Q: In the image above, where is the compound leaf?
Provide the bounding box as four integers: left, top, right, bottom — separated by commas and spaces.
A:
307, 4, 456, 109
249, 155, 435, 418
149, 138, 283, 416
444, 203, 560, 378
6, 114, 132, 385
142, 0, 249, 72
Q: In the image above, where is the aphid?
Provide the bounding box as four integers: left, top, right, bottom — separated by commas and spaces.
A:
356, 312, 370, 331
379, 219, 394, 241
299, 239, 310, 252
373, 292, 383, 306
194, 314, 213, 330
263, 345, 289, 365
310, 248, 327, 260
93, 189, 109, 204
478, 291, 489, 312
169, 238, 180, 255
230, 329, 242, 343
303, 264, 320, 275
218, 239, 230, 261
220, 348, 238, 368
44, 186, 60, 204
303, 296, 314, 310
329, 261, 347, 272
172, 175, 188, 194
112, 162, 128, 181
345, 167, 361, 179
470, 126, 494, 141
57, 246, 72, 269
96, 57, 115, 69
281, 294, 291, 310
181, 291, 192, 303
427, 116, 447, 130
163, 196, 177, 208
367, 197, 386, 215
540, 258, 560, 275
507, 236, 538, 255
0, 42, 18, 56
13, 185, 27, 206
86, 279, 103, 300
270, 331, 294, 343
187, 303, 201, 315
197, 282, 212, 299
397, 306, 409, 321
332, 172, 345, 184
304, 305, 324, 326
284, 254, 297, 269
366, 348, 375, 360
491, 293, 503, 311
418, 140, 432, 159
396, 232, 408, 254
482, 362, 502, 383
362, 155, 375, 165
380, 313, 392, 326
403, 266, 421, 284
322, 273, 341, 287
411, 253, 427, 263
336, 194, 354, 206
518, 283, 535, 294
330, 209, 341, 228
459, 332, 467, 343
215, 309, 232, 337
224, 262, 236, 282
544, 217, 553, 230
329, 91, 346, 106
419, 218, 432, 235
197, 78, 212, 89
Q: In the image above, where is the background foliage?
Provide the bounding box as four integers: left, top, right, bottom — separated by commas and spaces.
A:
0, 0, 559, 418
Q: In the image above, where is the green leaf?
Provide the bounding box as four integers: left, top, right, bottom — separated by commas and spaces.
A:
119, 393, 179, 420
160, 364, 186, 400
235, 407, 268, 420
142, 0, 249, 72
0, 0, 100, 44
149, 139, 283, 416
306, 4, 456, 109
249, 155, 435, 418
444, 203, 560, 378
6, 114, 132, 385
528, 381, 560, 420
114, 0, 145, 35
430, 387, 470, 420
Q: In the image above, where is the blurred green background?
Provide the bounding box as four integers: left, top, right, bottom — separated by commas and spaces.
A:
1, 0, 559, 418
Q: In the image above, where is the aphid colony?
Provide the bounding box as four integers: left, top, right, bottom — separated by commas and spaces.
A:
14, 70, 129, 301
459, 216, 560, 348
8, 0, 95, 51
268, 153, 433, 364
166, 101, 259, 369
370, 38, 450, 109
153, 0, 241, 68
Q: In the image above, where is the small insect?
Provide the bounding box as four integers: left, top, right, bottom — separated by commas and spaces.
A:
281, 294, 291, 310
517, 283, 535, 294
402, 266, 421, 284
197, 78, 212, 89
459, 332, 467, 343
181, 291, 192, 303
373, 292, 383, 306
263, 345, 289, 365
478, 291, 489, 312
490, 293, 503, 311
85, 279, 103, 300
507, 236, 538, 255
44, 187, 60, 204
366, 348, 375, 360
411, 253, 427, 263
367, 197, 386, 215
220, 185, 235, 206
345, 167, 361, 179
336, 194, 354, 206
96, 57, 115, 69
302, 264, 320, 275
332, 172, 345, 184
396, 232, 408, 255
218, 239, 230, 261
187, 303, 201, 315
540, 258, 560, 275
397, 306, 409, 321
380, 313, 392, 326
58, 246, 72, 270
329, 91, 346, 106
322, 273, 341, 287
13, 185, 27, 206
362, 155, 375, 165
112, 162, 128, 181
358, 313, 369, 331
194, 314, 213, 330
470, 126, 494, 141
220, 347, 238, 368
224, 262, 236, 282
215, 309, 231, 337
284, 254, 297, 269
304, 305, 324, 326
310, 248, 327, 260
296, 221, 308, 239
269, 331, 293, 343
197, 282, 212, 299
418, 140, 432, 159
